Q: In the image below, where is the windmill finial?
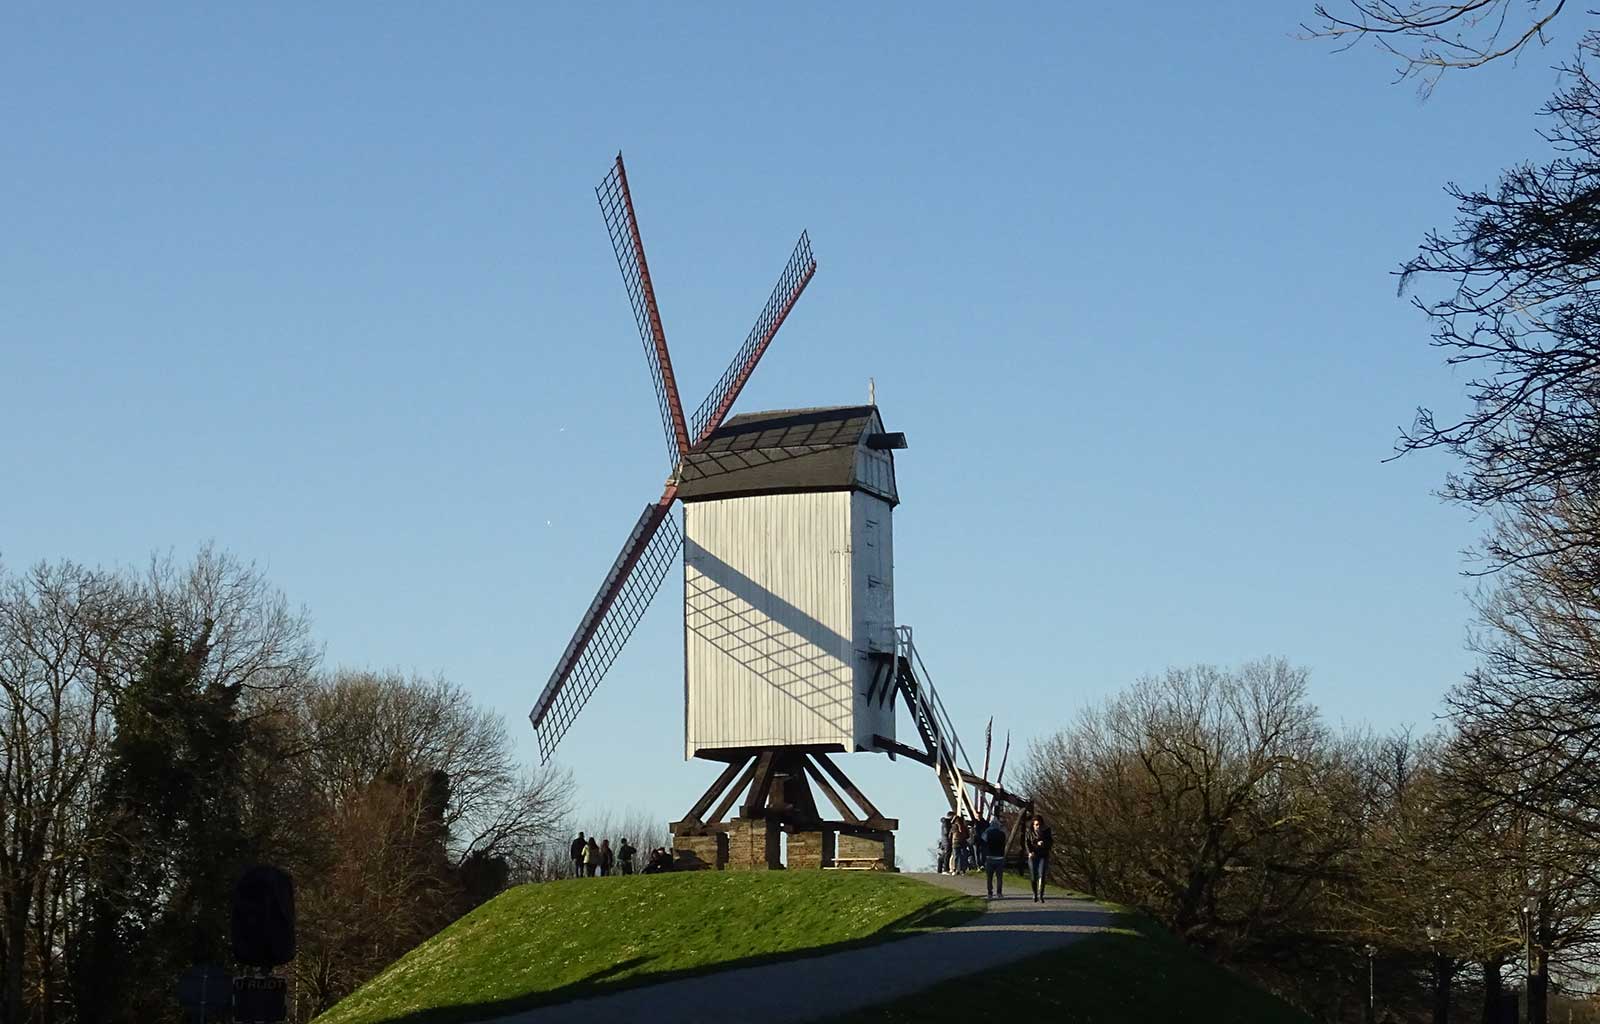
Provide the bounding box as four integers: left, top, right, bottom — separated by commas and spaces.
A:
869, 377, 876, 406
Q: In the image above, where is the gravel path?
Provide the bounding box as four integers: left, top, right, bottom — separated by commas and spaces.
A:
481, 872, 1118, 1024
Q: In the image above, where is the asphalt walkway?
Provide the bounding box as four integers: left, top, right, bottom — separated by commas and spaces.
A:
483, 871, 1118, 1024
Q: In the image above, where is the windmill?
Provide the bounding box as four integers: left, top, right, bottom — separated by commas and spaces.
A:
531, 154, 1029, 869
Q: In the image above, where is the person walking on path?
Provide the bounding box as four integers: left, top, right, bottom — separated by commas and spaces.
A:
1024, 813, 1053, 902
619, 837, 636, 875
981, 817, 1008, 899
570, 832, 586, 879
600, 838, 614, 877
584, 837, 600, 877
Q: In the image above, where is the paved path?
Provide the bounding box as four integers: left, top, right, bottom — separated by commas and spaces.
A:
483, 873, 1119, 1024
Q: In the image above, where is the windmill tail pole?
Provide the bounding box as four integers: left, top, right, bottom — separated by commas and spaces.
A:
977, 717, 993, 819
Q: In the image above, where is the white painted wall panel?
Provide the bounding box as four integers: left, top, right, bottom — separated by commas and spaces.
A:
684, 491, 857, 757
851, 492, 896, 749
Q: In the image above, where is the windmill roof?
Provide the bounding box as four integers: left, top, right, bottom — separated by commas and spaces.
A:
675, 405, 896, 503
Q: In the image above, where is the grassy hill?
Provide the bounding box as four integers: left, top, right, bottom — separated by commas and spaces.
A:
312, 870, 980, 1024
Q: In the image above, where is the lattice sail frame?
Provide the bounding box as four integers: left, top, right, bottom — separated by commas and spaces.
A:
596, 156, 690, 465
690, 231, 816, 444
529, 154, 817, 763
529, 503, 682, 762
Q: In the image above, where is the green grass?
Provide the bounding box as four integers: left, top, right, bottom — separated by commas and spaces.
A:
836, 902, 1312, 1024
313, 871, 981, 1024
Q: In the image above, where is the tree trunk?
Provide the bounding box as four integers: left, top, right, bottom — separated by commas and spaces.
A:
1529, 954, 1549, 1024
1433, 953, 1450, 1024
4, 902, 28, 1024
1481, 960, 1503, 1024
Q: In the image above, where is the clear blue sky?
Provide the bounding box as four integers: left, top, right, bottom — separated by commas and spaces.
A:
2, 4, 1573, 862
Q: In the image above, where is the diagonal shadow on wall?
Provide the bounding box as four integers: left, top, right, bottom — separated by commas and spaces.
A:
685, 538, 856, 742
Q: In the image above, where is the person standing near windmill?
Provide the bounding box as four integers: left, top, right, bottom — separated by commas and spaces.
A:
570, 832, 586, 879
980, 816, 1008, 899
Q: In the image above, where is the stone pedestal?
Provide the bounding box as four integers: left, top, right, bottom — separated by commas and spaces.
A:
727, 817, 782, 870
786, 829, 835, 869
672, 832, 727, 871
837, 830, 896, 870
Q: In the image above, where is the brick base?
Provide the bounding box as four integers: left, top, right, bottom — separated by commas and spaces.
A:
672, 832, 727, 871
786, 829, 835, 869
837, 830, 896, 870
727, 817, 781, 870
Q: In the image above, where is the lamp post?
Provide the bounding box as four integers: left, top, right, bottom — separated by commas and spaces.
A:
1523, 898, 1539, 1024
1426, 920, 1446, 1024
1364, 943, 1377, 1024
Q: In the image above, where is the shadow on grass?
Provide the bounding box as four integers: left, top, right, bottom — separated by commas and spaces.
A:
367, 890, 984, 1024
834, 912, 1310, 1024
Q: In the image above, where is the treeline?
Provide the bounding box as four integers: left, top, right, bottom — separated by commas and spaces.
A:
1024, 21, 1600, 1023
1021, 659, 1600, 1023
0, 548, 570, 1024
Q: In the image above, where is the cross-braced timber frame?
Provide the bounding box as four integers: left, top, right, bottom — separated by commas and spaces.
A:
671, 747, 899, 837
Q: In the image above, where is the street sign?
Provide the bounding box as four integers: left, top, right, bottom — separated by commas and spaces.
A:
233, 974, 287, 1024
176, 963, 231, 1023
232, 864, 295, 967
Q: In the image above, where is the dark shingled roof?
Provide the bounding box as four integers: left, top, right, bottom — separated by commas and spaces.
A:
675, 405, 892, 503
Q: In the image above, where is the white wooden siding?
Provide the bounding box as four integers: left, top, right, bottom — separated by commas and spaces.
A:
685, 491, 857, 756
851, 492, 896, 749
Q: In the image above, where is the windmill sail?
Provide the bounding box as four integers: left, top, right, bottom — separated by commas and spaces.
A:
597, 154, 690, 464
532, 155, 820, 764
529, 502, 683, 762
690, 231, 817, 444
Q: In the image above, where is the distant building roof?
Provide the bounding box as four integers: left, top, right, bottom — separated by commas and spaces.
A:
675, 405, 899, 504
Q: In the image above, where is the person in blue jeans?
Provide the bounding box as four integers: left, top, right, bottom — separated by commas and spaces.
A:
1024, 813, 1054, 902
981, 818, 1008, 899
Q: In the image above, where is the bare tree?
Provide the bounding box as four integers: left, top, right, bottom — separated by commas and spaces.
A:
0, 561, 138, 1024
1022, 660, 1363, 962
288, 670, 571, 1016
1307, 1, 1570, 91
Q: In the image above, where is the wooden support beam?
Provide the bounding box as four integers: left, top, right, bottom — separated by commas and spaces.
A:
740, 751, 778, 819
874, 735, 933, 767
706, 757, 760, 827
680, 755, 752, 825
813, 751, 885, 821
872, 734, 1030, 809
782, 755, 823, 822
801, 756, 861, 824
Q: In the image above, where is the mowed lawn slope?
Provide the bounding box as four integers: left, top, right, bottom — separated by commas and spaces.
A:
314, 871, 981, 1024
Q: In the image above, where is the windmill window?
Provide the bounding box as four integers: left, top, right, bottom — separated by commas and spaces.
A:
867, 575, 883, 589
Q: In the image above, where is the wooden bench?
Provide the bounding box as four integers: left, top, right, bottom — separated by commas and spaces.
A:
826, 857, 887, 871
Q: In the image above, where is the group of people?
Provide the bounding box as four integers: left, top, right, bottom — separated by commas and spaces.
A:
567, 832, 677, 877
935, 810, 1054, 902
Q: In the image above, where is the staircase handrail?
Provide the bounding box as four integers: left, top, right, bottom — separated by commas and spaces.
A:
894, 626, 981, 818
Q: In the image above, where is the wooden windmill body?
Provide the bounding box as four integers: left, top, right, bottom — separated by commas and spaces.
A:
530, 155, 1027, 871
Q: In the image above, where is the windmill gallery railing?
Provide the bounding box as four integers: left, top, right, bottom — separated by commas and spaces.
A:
873, 626, 1030, 825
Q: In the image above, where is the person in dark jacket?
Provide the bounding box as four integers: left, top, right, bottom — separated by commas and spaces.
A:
1024, 813, 1054, 902
618, 837, 636, 875
981, 818, 1007, 899
936, 813, 953, 874
570, 832, 586, 878
599, 838, 615, 877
